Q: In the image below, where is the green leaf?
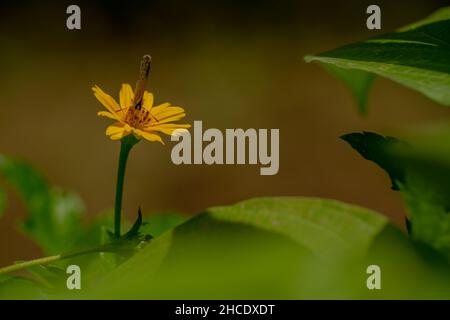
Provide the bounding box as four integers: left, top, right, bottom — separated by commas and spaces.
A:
0, 275, 46, 299
400, 6, 450, 31
0, 154, 84, 254
305, 7, 450, 112
139, 212, 186, 238
392, 126, 450, 169
400, 171, 450, 262
341, 132, 406, 190
206, 197, 387, 258
392, 128, 450, 261
83, 197, 389, 299
342, 130, 450, 262
363, 224, 450, 299
25, 264, 67, 291
320, 62, 375, 114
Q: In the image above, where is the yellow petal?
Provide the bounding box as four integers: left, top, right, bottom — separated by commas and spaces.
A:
134, 129, 164, 144
106, 122, 130, 140
110, 131, 131, 140
97, 111, 121, 121
151, 103, 171, 115
92, 85, 120, 113
146, 123, 191, 136
156, 112, 186, 124
153, 107, 186, 124
142, 91, 154, 111
106, 122, 125, 135
119, 83, 134, 109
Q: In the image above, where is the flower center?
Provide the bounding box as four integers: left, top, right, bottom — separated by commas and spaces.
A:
125, 108, 154, 129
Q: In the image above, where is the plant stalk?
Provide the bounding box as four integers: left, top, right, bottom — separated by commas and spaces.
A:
114, 135, 139, 239
0, 245, 115, 276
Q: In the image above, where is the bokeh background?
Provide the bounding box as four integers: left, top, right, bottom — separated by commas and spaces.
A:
0, 0, 449, 265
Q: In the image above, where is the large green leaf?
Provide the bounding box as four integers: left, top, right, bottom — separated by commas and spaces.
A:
305, 7, 450, 113
3, 196, 449, 299
0, 275, 46, 300
139, 212, 186, 238
206, 197, 387, 258
81, 197, 391, 299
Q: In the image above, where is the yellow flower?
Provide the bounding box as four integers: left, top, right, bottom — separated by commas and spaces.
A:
93, 83, 190, 144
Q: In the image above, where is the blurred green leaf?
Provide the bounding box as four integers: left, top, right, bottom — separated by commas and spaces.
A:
401, 172, 450, 262
362, 224, 450, 299
25, 264, 66, 290
206, 197, 387, 258
0, 154, 84, 254
392, 126, 450, 169
342, 130, 450, 262
82, 197, 389, 299
400, 6, 450, 31
140, 212, 186, 237
320, 64, 375, 114
392, 128, 450, 261
0, 275, 46, 299
3, 197, 448, 299
305, 7, 450, 112
34, 211, 185, 291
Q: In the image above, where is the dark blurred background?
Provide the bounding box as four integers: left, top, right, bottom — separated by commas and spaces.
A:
1, 0, 449, 265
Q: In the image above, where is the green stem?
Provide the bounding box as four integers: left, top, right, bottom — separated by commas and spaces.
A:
0, 245, 115, 276
0, 255, 61, 276
114, 135, 139, 239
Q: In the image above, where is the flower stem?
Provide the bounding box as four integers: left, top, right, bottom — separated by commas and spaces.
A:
114, 135, 139, 239
0, 255, 61, 276
0, 245, 115, 276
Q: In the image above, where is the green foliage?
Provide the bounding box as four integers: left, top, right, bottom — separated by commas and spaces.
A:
320, 64, 375, 114
305, 7, 450, 113
206, 197, 387, 259
341, 132, 405, 190
401, 172, 450, 262
342, 131, 450, 262
316, 6, 450, 264
0, 153, 183, 258
0, 147, 447, 299
362, 224, 450, 299
2, 8, 450, 298
394, 129, 450, 261
83, 197, 389, 298
1, 181, 449, 299
0, 154, 84, 254
68, 197, 448, 299
400, 6, 450, 31
0, 275, 45, 300
139, 213, 186, 237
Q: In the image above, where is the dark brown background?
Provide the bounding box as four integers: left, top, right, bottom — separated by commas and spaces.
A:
1, 0, 449, 265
